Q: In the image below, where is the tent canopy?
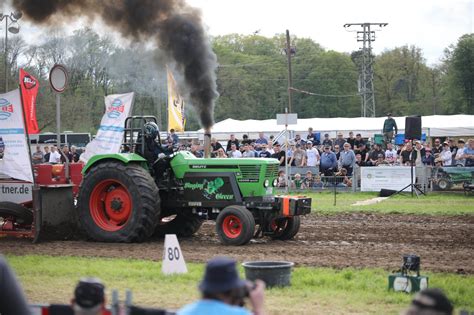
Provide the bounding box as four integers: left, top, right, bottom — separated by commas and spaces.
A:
200, 115, 474, 138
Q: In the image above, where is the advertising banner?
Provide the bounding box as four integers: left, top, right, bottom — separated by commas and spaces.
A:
361, 166, 413, 192
19, 69, 40, 134
80, 92, 134, 163
167, 68, 185, 132
0, 181, 33, 203
0, 90, 34, 182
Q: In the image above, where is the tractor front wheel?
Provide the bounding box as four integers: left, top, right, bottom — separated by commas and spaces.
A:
270, 216, 301, 240
78, 161, 160, 242
216, 206, 255, 245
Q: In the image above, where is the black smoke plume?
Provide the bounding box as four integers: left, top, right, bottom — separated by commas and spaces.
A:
12, 0, 218, 129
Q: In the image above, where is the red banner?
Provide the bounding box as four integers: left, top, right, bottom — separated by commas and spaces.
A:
19, 69, 40, 134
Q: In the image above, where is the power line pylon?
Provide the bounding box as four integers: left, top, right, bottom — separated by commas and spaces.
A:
344, 23, 387, 117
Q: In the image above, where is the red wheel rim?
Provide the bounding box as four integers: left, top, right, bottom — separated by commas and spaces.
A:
89, 179, 132, 231
222, 215, 242, 238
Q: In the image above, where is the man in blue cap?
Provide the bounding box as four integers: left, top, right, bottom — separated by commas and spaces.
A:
178, 257, 266, 315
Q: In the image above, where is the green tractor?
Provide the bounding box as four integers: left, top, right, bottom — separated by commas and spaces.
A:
77, 116, 311, 245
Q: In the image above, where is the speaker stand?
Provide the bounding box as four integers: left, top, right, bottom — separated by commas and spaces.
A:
393, 140, 425, 198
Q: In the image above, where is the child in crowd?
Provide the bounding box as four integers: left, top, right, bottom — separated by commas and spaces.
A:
277, 170, 287, 187
313, 175, 324, 189
302, 171, 314, 188
291, 173, 305, 189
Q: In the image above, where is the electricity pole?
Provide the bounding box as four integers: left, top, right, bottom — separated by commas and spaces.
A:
344, 22, 387, 117
285, 29, 294, 113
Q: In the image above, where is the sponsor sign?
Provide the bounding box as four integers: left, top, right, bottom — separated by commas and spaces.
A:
183, 176, 235, 201
0, 181, 33, 203
80, 92, 134, 163
360, 166, 413, 192
0, 90, 34, 182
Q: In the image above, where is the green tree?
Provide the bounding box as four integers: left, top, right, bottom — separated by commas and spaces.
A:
442, 34, 474, 114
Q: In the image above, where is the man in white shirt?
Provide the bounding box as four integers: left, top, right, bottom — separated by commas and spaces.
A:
305, 142, 320, 167
228, 143, 242, 158
49, 146, 61, 163
384, 142, 398, 164
440, 142, 452, 166
454, 139, 466, 166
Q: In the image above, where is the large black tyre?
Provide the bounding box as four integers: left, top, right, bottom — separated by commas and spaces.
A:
0, 202, 33, 225
270, 216, 301, 240
216, 205, 255, 246
154, 213, 203, 237
77, 161, 160, 242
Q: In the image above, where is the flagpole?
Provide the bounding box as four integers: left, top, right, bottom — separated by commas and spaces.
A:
165, 66, 170, 133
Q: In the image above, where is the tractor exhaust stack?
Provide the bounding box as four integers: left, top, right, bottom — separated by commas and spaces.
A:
204, 129, 212, 158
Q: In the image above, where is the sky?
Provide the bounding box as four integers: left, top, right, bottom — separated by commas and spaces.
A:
2, 0, 473, 66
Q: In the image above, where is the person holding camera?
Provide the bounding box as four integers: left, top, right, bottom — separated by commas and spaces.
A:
178, 257, 266, 315
72, 277, 106, 315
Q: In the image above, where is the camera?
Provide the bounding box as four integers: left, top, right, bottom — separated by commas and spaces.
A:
231, 281, 257, 306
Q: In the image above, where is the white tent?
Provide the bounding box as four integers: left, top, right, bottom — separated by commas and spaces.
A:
199, 115, 474, 140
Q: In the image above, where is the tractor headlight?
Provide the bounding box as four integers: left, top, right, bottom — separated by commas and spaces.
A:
272, 178, 278, 187
264, 179, 270, 187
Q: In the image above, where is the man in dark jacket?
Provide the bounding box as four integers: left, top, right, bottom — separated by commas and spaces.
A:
383, 113, 398, 149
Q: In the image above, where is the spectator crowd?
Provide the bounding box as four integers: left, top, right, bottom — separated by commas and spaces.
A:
173, 128, 474, 190
31, 144, 82, 165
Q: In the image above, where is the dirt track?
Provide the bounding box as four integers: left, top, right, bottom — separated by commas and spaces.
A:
1, 213, 473, 274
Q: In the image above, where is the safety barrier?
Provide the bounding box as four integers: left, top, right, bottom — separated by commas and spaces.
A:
278, 165, 474, 193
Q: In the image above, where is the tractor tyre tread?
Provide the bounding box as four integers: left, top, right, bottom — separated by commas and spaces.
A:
77, 161, 160, 242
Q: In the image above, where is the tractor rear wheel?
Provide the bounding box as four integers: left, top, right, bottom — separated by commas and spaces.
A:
0, 202, 33, 226
270, 216, 301, 240
216, 205, 255, 246
78, 161, 160, 242
155, 213, 203, 237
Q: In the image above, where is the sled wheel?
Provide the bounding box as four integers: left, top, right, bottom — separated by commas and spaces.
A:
216, 206, 255, 245
0, 202, 33, 227
78, 161, 160, 242
270, 216, 301, 240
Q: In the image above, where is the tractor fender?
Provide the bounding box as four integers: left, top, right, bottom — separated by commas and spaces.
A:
82, 153, 148, 175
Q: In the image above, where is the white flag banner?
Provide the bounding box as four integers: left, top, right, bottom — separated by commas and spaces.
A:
0, 89, 34, 182
80, 92, 134, 163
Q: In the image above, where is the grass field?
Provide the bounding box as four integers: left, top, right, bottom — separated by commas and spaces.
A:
7, 255, 474, 315
300, 191, 474, 215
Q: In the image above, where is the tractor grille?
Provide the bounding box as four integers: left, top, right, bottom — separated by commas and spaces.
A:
239, 165, 261, 180
265, 164, 279, 178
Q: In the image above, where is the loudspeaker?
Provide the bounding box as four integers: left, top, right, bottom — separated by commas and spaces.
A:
405, 116, 422, 140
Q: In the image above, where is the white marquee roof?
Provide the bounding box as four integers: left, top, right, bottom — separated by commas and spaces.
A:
200, 115, 474, 139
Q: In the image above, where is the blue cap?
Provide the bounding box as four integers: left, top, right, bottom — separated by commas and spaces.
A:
199, 257, 246, 293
